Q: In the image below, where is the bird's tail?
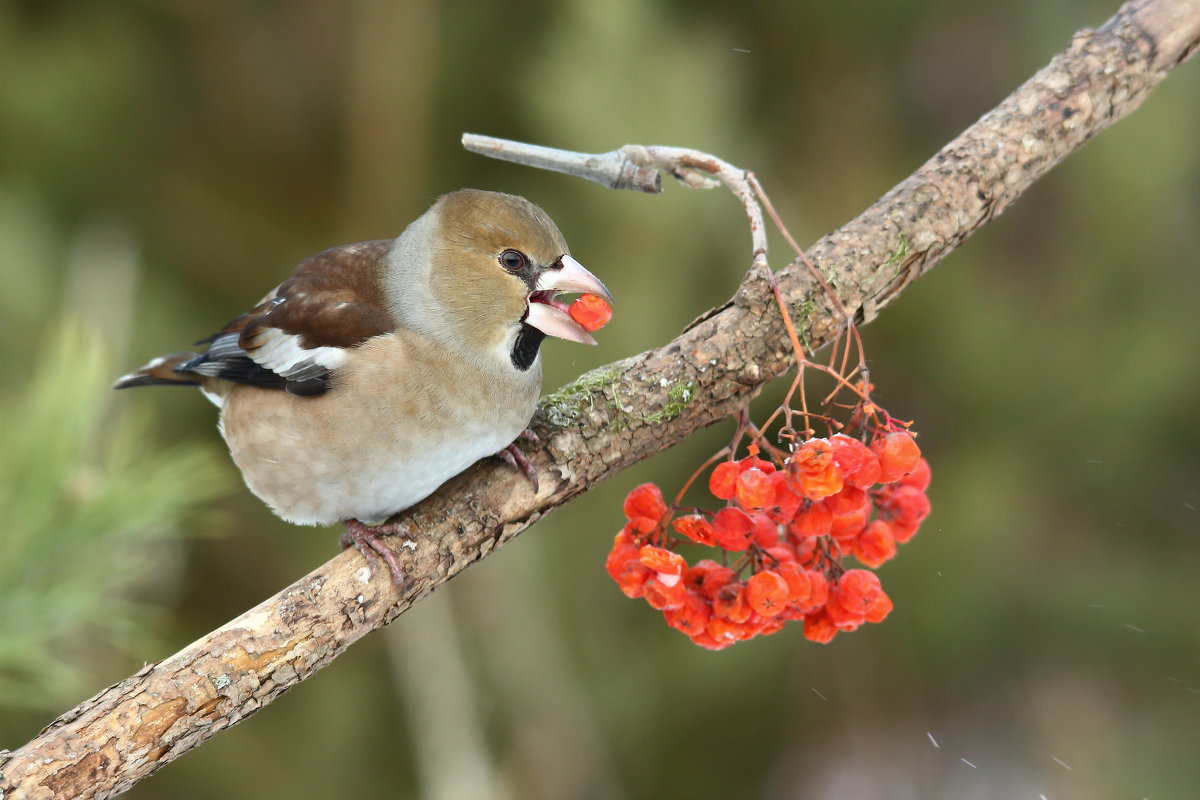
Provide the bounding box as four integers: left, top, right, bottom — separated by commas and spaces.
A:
113, 352, 201, 389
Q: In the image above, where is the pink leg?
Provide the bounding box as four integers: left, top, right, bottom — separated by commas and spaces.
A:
496, 429, 540, 492
340, 518, 408, 586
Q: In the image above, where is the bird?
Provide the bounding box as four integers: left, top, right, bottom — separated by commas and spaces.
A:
114, 189, 612, 585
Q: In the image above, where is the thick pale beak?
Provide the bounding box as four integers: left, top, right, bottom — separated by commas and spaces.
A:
524, 255, 613, 346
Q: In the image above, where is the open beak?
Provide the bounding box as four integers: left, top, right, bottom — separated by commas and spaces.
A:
524, 255, 613, 345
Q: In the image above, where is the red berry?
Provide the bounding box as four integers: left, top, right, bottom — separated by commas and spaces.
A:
686, 560, 737, 598
707, 615, 748, 644
624, 483, 667, 527
663, 591, 712, 635
642, 577, 688, 610
854, 519, 897, 568
605, 539, 638, 582
791, 438, 845, 500
750, 513, 780, 547
828, 569, 884, 627
638, 545, 686, 583
805, 569, 830, 610
735, 468, 774, 511
746, 570, 790, 617
688, 628, 732, 651
802, 608, 839, 643
775, 562, 810, 602
873, 431, 921, 483
612, 558, 653, 599
673, 514, 716, 546
877, 484, 931, 543
864, 590, 893, 624
739, 454, 776, 473
712, 582, 752, 623
788, 500, 833, 539
826, 485, 872, 540
567, 293, 612, 332
709, 461, 742, 500
829, 434, 882, 488
899, 457, 931, 491
711, 507, 754, 551
768, 472, 802, 523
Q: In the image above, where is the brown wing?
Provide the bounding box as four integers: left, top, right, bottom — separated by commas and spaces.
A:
235, 239, 395, 350
179, 240, 396, 395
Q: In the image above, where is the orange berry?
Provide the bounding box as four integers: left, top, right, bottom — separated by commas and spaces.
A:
673, 514, 716, 546
827, 485, 872, 540
777, 562, 827, 612
775, 562, 810, 601
793, 535, 819, 567
685, 559, 736, 598
802, 608, 839, 643
899, 457, 931, 491
877, 484, 931, 543
768, 472, 802, 523
739, 453, 777, 473
711, 507, 754, 551
807, 569, 830, 607
712, 581, 752, 623
638, 545, 686, 583
605, 540, 639, 581
791, 438, 845, 500
708, 461, 742, 500
642, 577, 688, 610
689, 629, 732, 651
854, 519, 897, 568
663, 591, 712, 636
757, 616, 787, 638
788, 500, 833, 539
873, 431, 921, 483
864, 589, 894, 624
567, 293, 612, 332
750, 513, 780, 548
735, 467, 774, 511
828, 569, 884, 626
762, 544, 797, 565
746, 570, 790, 617
612, 558, 653, 599
830, 434, 882, 488
623, 483, 667, 530
707, 615, 748, 643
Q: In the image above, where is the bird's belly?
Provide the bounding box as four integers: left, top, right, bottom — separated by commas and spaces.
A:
221, 378, 537, 526
335, 413, 524, 524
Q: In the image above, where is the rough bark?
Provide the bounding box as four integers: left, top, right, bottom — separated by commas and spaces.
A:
3, 0, 1198, 797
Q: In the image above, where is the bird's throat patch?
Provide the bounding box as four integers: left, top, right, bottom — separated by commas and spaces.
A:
510, 323, 545, 371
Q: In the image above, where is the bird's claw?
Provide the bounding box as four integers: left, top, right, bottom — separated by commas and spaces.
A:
497, 430, 539, 493
340, 518, 407, 587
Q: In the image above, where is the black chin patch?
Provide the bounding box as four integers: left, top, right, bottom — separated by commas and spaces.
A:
510, 323, 545, 371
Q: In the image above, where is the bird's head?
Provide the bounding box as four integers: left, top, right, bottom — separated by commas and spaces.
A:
384, 189, 612, 371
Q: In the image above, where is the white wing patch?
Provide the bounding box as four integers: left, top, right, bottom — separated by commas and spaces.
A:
243, 326, 348, 378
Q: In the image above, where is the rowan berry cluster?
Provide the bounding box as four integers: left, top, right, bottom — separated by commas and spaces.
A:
606, 425, 930, 650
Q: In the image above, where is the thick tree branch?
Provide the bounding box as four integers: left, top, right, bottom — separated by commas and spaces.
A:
3, 1, 1197, 797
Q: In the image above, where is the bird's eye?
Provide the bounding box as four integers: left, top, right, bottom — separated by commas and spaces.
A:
499, 249, 527, 272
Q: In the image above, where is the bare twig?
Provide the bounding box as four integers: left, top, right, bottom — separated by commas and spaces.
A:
465, 136, 770, 270
3, 1, 1198, 797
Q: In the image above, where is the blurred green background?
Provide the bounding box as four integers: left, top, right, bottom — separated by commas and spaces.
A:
2, 1, 1197, 798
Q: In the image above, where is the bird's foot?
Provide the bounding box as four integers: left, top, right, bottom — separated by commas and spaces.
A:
496, 429, 539, 493
340, 518, 407, 586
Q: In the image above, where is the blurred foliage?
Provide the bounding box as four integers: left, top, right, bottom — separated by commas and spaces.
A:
0, 319, 229, 707
0, 186, 232, 709
1, 0, 1198, 799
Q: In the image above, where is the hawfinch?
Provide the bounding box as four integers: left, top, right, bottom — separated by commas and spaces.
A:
115, 189, 612, 583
